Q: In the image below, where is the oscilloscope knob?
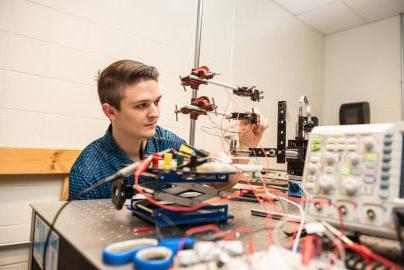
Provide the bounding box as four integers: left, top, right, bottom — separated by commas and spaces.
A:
307, 164, 318, 175
363, 137, 375, 151
342, 177, 361, 196
319, 176, 334, 193
323, 153, 336, 166
348, 153, 361, 166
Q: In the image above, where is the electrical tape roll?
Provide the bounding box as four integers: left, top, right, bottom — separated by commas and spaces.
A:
133, 246, 173, 270
103, 238, 158, 265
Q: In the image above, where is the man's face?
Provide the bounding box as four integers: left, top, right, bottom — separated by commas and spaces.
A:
109, 80, 161, 140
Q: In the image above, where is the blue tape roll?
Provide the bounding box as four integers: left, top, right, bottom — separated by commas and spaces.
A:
159, 237, 195, 253
133, 246, 173, 270
103, 239, 157, 265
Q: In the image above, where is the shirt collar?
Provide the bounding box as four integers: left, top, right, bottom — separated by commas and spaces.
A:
102, 124, 158, 163
102, 124, 133, 165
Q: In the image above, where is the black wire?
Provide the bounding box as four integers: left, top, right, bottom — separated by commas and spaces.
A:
42, 136, 188, 268
139, 142, 144, 160
42, 172, 122, 270
393, 207, 404, 260
40, 133, 241, 268
41, 142, 177, 269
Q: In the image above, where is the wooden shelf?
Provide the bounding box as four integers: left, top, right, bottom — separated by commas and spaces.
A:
0, 147, 80, 175
0, 147, 81, 200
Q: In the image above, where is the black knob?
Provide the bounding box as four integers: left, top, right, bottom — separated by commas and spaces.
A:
314, 202, 323, 211
338, 205, 347, 216
111, 179, 126, 210
366, 209, 376, 220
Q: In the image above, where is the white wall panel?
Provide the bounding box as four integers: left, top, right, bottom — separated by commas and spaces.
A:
0, 245, 28, 267
47, 44, 99, 85
232, 0, 324, 169
0, 70, 4, 102
7, 0, 51, 40
323, 16, 400, 124
0, 262, 28, 270
0, 1, 13, 32
42, 115, 108, 149
0, 225, 31, 244
0, 177, 61, 226
0, 32, 7, 69
4, 34, 51, 77
1, 71, 103, 119
45, 8, 89, 50
0, 109, 43, 147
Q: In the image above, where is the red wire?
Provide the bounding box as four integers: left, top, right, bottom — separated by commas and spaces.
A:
301, 235, 315, 266
237, 127, 282, 249
132, 116, 281, 258
133, 157, 242, 212
185, 224, 220, 237
348, 243, 403, 270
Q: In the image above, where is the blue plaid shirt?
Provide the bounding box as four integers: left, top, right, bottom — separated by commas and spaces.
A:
69, 125, 185, 200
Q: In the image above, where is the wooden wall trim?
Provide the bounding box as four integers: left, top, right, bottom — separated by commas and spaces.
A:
0, 147, 81, 175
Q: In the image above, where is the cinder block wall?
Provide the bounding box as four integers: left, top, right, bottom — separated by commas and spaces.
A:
0, 1, 201, 268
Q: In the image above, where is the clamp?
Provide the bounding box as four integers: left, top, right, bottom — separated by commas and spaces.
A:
180, 66, 264, 102
175, 96, 217, 121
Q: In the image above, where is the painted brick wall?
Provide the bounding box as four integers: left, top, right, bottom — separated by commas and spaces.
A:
323, 16, 401, 125
0, 1, 199, 268
232, 0, 324, 169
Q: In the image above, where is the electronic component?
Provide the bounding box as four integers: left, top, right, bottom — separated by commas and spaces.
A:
232, 97, 318, 197
236, 98, 318, 176
151, 183, 224, 206
232, 86, 264, 102
175, 100, 260, 125
110, 146, 263, 227
339, 102, 370, 125
227, 112, 260, 124
131, 200, 233, 227
288, 175, 304, 197
303, 123, 404, 238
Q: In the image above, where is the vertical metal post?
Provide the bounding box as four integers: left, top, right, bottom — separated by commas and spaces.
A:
400, 13, 404, 120
189, 0, 203, 146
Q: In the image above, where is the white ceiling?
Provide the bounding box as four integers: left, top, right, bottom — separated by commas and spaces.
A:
273, 0, 404, 35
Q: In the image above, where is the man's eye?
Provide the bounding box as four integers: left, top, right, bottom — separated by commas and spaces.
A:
135, 103, 148, 109
155, 99, 161, 105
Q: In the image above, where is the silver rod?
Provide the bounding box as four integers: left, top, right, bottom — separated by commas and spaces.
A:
213, 110, 231, 118
194, 0, 203, 69
181, 105, 230, 118
0, 241, 31, 248
189, 0, 204, 146
321, 221, 353, 245
188, 75, 238, 90
400, 13, 404, 120
251, 209, 300, 222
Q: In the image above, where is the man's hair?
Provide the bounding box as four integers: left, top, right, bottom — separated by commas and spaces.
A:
97, 60, 159, 110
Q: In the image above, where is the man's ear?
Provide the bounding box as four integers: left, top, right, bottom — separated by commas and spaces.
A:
102, 103, 117, 120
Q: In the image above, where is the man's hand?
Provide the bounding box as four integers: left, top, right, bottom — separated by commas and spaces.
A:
238, 109, 268, 149
213, 109, 268, 191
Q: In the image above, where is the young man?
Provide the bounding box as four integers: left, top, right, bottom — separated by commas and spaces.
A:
69, 60, 267, 200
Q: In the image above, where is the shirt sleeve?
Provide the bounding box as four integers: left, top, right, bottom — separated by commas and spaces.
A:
69, 147, 112, 200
